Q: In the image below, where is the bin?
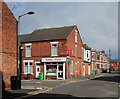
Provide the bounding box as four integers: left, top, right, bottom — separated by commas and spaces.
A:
92, 70, 95, 75
39, 73, 43, 80
95, 70, 97, 75
11, 76, 21, 89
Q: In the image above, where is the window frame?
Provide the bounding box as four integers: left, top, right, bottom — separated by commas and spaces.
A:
25, 43, 32, 57
75, 30, 78, 43
23, 60, 34, 74
50, 42, 59, 56
75, 45, 77, 58
70, 61, 73, 74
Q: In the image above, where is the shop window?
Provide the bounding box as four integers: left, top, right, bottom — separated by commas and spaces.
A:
51, 42, 58, 56
25, 44, 31, 57
46, 65, 57, 75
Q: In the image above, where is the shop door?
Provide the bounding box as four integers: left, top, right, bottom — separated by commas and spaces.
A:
36, 63, 40, 78
57, 64, 63, 80
88, 65, 91, 75
83, 64, 85, 76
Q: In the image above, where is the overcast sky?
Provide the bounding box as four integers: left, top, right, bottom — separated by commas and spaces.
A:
6, 2, 118, 59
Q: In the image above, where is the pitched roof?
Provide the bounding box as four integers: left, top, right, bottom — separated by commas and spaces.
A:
83, 44, 91, 50
20, 25, 76, 43
20, 34, 30, 42
110, 59, 119, 63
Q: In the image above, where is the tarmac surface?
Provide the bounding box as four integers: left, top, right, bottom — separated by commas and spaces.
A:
2, 71, 120, 99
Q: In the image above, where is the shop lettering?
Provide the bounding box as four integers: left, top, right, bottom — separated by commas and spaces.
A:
46, 59, 53, 61
54, 59, 61, 61
42, 58, 66, 62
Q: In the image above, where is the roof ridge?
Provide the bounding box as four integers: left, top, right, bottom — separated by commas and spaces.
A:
34, 25, 76, 31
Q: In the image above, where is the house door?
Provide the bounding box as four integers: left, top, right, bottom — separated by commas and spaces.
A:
88, 65, 91, 75
83, 64, 85, 76
36, 63, 40, 78
57, 64, 63, 80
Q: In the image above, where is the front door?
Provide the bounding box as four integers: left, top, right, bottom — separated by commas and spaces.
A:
88, 65, 91, 75
83, 64, 85, 76
36, 63, 40, 78
57, 64, 63, 80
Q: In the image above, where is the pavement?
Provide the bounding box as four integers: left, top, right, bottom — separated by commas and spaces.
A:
2, 71, 119, 99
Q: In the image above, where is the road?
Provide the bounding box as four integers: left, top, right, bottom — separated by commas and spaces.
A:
21, 71, 119, 98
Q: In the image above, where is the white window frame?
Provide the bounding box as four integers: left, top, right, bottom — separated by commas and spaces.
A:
50, 42, 59, 56
25, 43, 32, 57
75, 45, 77, 58
75, 30, 78, 43
23, 60, 34, 74
70, 61, 73, 74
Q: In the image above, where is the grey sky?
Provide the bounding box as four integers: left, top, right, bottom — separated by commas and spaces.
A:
6, 2, 118, 59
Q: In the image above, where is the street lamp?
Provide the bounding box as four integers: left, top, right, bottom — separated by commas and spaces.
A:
18, 11, 34, 77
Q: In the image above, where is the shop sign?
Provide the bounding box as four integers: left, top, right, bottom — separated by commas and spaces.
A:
42, 57, 66, 62
67, 50, 72, 55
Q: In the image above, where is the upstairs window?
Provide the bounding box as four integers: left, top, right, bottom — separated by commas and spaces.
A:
51, 42, 58, 56
25, 43, 32, 57
75, 30, 77, 43
82, 47, 84, 59
87, 51, 88, 58
75, 45, 77, 58
97, 55, 99, 60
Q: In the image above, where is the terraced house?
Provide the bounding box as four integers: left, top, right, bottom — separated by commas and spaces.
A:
82, 44, 92, 76
91, 50, 110, 74
20, 25, 84, 80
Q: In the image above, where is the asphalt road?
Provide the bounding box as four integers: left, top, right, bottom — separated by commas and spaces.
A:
22, 71, 119, 98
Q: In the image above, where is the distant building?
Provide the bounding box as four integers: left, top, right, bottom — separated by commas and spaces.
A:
82, 44, 92, 76
110, 59, 119, 71
20, 25, 84, 80
0, 1, 18, 89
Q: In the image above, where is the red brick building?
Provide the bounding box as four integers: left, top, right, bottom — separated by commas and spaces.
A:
110, 59, 119, 71
91, 50, 110, 74
0, 1, 18, 89
20, 25, 84, 80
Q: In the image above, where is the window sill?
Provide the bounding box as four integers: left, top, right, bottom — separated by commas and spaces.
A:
25, 56, 32, 58
51, 55, 58, 56
24, 73, 34, 75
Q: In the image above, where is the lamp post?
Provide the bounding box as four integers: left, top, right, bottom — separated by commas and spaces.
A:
18, 11, 34, 77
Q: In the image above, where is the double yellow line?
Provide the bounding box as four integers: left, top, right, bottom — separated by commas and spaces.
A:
15, 74, 104, 99
14, 86, 53, 99
71, 74, 104, 83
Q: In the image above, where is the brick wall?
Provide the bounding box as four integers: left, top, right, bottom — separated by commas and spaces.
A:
21, 26, 84, 79
1, 2, 18, 89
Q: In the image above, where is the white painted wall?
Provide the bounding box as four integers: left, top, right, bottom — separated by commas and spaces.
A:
83, 48, 91, 62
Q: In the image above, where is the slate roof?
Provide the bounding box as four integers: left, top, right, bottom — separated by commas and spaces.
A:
20, 34, 30, 42
83, 44, 91, 50
110, 59, 119, 63
20, 25, 76, 43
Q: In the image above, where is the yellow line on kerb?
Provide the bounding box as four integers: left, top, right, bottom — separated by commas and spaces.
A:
14, 86, 53, 99
119, 85, 120, 87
